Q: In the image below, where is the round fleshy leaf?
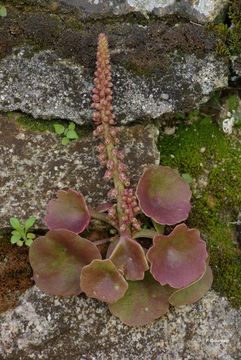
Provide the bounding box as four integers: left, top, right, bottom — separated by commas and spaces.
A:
108, 272, 169, 326
80, 259, 128, 303
109, 239, 149, 280
147, 223, 208, 289
29, 229, 101, 296
106, 238, 119, 258
136, 165, 192, 225
44, 189, 90, 233
169, 265, 213, 306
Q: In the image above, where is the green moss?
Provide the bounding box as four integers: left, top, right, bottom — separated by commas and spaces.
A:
14, 113, 85, 141
159, 115, 230, 177
210, 1, 241, 56
158, 113, 241, 307
15, 113, 57, 132
121, 61, 153, 77
64, 17, 84, 32
189, 198, 241, 307
14, 113, 71, 133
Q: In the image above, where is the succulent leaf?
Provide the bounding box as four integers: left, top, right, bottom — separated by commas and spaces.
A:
44, 189, 90, 233
169, 265, 213, 306
109, 239, 149, 280
29, 229, 101, 296
108, 272, 169, 326
136, 165, 192, 225
147, 223, 208, 288
80, 259, 128, 303
106, 238, 119, 258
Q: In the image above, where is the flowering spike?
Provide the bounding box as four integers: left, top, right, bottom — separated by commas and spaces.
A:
92, 33, 139, 234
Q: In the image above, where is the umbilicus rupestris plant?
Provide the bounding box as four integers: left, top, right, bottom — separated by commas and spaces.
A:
29, 33, 213, 326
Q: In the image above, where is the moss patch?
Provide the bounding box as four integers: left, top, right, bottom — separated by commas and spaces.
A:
12, 113, 57, 132
209, 0, 241, 56
6, 112, 86, 142
158, 114, 241, 307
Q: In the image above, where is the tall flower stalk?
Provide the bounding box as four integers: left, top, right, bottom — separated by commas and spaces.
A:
29, 33, 212, 327
92, 33, 140, 239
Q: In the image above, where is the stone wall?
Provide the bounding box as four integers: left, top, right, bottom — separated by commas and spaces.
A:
0, 1, 241, 359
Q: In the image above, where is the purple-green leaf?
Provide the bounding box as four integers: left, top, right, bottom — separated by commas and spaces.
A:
29, 229, 101, 296
147, 223, 208, 288
106, 238, 119, 258
136, 165, 192, 225
44, 189, 90, 233
169, 265, 213, 306
108, 272, 169, 326
109, 239, 149, 280
80, 259, 128, 303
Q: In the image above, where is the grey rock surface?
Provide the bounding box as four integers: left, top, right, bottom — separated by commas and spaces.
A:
0, 286, 240, 359
231, 54, 241, 78
0, 47, 228, 124
0, 114, 159, 229
58, 0, 229, 23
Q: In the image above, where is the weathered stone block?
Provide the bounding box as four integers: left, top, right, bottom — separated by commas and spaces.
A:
0, 114, 159, 229
0, 286, 240, 359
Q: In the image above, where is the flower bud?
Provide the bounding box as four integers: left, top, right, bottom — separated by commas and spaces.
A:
107, 160, 114, 170
103, 170, 112, 181
107, 188, 118, 199
120, 224, 126, 232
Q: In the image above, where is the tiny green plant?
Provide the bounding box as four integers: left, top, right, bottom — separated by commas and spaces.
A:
0, 5, 7, 17
29, 34, 213, 326
53, 122, 79, 145
10, 216, 36, 247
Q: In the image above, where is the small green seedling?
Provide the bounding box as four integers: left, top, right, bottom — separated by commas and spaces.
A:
10, 216, 36, 247
53, 122, 79, 145
0, 5, 7, 17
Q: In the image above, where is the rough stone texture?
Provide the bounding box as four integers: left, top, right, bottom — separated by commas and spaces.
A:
0, 47, 228, 124
0, 114, 159, 229
58, 0, 229, 23
231, 54, 241, 78
0, 5, 230, 124
0, 286, 240, 359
